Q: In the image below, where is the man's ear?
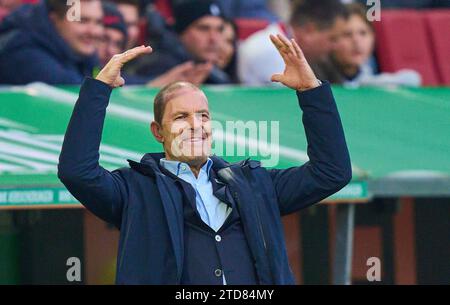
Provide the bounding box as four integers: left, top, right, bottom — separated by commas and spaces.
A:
150, 121, 164, 143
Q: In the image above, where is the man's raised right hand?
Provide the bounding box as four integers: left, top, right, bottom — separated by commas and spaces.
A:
96, 45, 153, 88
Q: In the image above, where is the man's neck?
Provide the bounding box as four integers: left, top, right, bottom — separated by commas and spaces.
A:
189, 165, 202, 178
164, 154, 208, 178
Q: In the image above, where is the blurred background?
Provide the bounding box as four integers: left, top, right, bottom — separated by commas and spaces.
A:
0, 0, 449, 284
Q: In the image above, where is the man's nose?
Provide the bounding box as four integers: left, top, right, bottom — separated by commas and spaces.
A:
187, 114, 204, 130
351, 35, 360, 46
209, 30, 221, 45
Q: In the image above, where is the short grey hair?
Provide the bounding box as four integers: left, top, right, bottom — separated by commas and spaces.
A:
153, 81, 202, 125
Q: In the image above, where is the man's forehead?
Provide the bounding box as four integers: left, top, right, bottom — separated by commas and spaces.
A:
191, 16, 224, 28
80, 0, 103, 17
165, 87, 209, 110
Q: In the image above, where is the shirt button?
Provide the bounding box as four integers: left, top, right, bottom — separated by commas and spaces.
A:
181, 165, 187, 171
214, 268, 222, 277
215, 235, 221, 242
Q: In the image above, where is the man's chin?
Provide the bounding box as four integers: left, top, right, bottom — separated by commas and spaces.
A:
75, 44, 96, 57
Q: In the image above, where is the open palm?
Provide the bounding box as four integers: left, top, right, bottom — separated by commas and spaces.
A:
96, 45, 153, 88
270, 34, 320, 91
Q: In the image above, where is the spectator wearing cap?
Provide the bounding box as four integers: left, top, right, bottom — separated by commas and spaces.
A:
130, 0, 231, 84
98, 2, 215, 87
0, 0, 104, 85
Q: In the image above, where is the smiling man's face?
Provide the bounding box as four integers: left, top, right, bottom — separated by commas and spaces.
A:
151, 86, 212, 167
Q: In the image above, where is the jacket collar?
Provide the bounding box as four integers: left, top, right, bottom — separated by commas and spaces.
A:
127, 152, 255, 177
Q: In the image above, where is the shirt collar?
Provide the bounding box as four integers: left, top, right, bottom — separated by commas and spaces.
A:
159, 158, 213, 181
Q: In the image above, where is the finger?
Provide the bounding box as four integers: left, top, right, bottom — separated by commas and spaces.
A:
189, 63, 212, 78
277, 34, 296, 56
270, 35, 290, 63
118, 45, 146, 59
291, 38, 305, 59
271, 73, 283, 83
120, 45, 152, 65
117, 76, 125, 87
171, 61, 195, 74
188, 64, 211, 85
196, 62, 213, 73
269, 34, 286, 53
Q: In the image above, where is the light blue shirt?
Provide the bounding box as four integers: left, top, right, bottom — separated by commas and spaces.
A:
159, 158, 232, 232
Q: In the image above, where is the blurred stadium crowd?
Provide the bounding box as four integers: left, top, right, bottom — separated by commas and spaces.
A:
0, 0, 449, 88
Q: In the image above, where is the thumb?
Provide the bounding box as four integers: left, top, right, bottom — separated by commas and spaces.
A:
271, 73, 283, 83
173, 61, 195, 74
115, 76, 125, 87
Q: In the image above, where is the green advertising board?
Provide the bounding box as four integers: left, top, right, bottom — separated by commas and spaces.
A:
1, 82, 449, 208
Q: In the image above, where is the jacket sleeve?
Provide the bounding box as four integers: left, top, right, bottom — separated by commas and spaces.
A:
58, 78, 127, 227
268, 82, 352, 216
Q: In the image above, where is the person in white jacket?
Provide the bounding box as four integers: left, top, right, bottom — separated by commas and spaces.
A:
238, 0, 348, 85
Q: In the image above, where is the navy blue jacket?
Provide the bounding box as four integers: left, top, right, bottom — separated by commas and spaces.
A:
0, 2, 98, 85
57, 78, 352, 284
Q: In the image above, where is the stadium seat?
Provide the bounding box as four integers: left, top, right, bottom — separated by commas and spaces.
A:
235, 18, 270, 41
424, 10, 450, 85
373, 10, 439, 86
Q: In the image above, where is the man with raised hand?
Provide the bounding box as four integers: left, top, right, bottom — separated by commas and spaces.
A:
58, 37, 351, 284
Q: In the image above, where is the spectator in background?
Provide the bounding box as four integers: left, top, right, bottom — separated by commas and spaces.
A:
98, 1, 214, 87
331, 3, 421, 87
169, 0, 279, 21
0, 0, 103, 85
129, 0, 231, 84
216, 19, 238, 83
110, 0, 141, 49
238, 0, 348, 85
97, 2, 128, 67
